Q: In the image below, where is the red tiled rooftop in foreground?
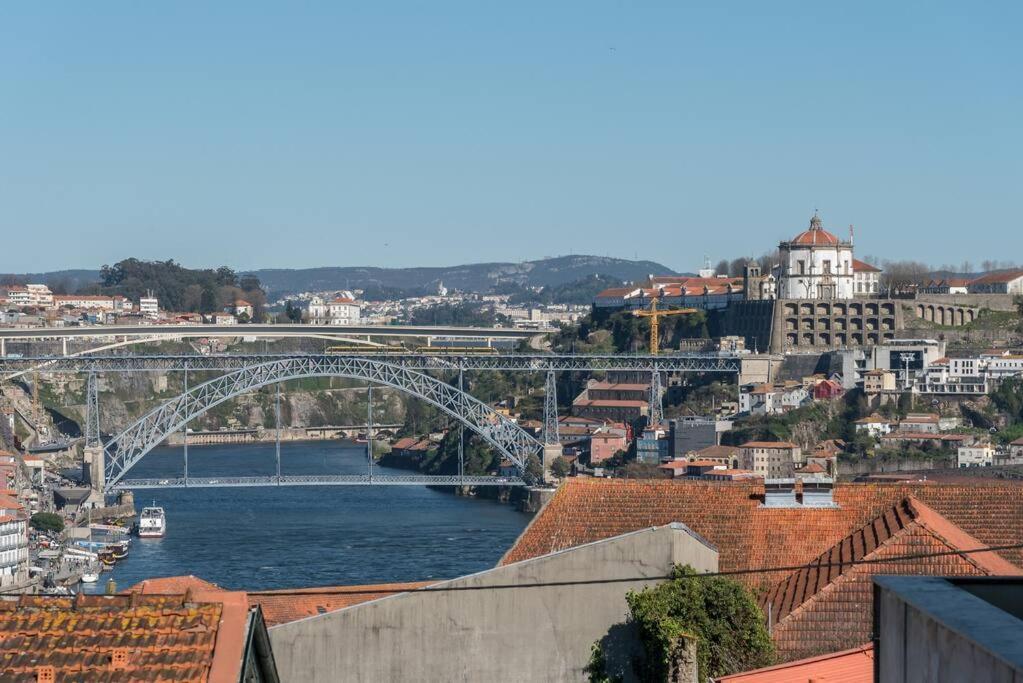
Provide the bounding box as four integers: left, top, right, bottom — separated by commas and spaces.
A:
249, 581, 438, 627
502, 479, 1023, 662
501, 479, 1023, 585
718, 643, 873, 683
0, 592, 247, 682
760, 497, 1021, 660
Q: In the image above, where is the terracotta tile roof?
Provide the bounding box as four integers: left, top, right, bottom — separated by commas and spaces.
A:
970, 269, 1023, 285
587, 381, 650, 391
851, 258, 881, 273
795, 462, 825, 474
692, 445, 740, 458
501, 479, 1023, 588
740, 441, 799, 449
718, 643, 873, 682
573, 399, 648, 408
0, 592, 248, 682
789, 215, 841, 246
248, 581, 437, 627
763, 497, 1022, 661
128, 575, 222, 594
391, 437, 419, 450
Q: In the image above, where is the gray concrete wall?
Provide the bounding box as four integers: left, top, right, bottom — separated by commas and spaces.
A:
875, 577, 1023, 683
270, 524, 719, 683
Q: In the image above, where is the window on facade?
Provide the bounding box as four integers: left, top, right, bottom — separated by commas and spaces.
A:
797, 260, 805, 275
823, 260, 832, 274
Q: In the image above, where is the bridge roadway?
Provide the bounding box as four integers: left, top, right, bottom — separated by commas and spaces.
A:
0, 323, 535, 341
112, 474, 526, 489
0, 352, 742, 375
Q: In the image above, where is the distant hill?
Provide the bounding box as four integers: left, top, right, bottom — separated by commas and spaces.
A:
2, 255, 678, 299
249, 255, 678, 298
0, 269, 101, 293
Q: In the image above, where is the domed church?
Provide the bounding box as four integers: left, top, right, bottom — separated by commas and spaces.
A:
777, 212, 855, 300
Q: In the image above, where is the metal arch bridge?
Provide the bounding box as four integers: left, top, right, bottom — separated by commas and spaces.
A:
102, 356, 544, 492
0, 352, 744, 377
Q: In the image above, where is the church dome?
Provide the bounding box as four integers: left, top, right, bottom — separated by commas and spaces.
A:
790, 213, 840, 246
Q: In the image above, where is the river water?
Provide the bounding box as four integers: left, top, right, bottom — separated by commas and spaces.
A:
83, 441, 531, 593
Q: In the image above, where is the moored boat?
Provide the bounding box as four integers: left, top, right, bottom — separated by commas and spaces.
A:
138, 504, 166, 538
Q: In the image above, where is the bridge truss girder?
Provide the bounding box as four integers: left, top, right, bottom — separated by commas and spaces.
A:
103, 357, 543, 491
2, 352, 742, 377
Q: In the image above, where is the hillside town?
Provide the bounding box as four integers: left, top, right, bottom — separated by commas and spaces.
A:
4, 0, 1023, 677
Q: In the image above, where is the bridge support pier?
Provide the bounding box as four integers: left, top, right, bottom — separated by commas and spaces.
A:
542, 443, 563, 484
85, 444, 105, 493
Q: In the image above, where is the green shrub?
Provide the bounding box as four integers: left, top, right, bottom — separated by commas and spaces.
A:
589, 565, 774, 681
30, 512, 64, 534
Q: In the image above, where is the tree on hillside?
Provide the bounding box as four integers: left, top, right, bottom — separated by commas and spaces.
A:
87, 258, 267, 316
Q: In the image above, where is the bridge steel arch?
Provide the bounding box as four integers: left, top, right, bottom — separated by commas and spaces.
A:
103, 356, 543, 490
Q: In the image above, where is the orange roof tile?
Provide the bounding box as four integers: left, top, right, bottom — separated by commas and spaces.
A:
502, 479, 1023, 609
719, 643, 873, 682
763, 497, 1022, 660
970, 269, 1023, 285
851, 259, 881, 273
740, 441, 799, 449
0, 592, 248, 682
692, 445, 740, 458
248, 581, 437, 627
128, 575, 222, 594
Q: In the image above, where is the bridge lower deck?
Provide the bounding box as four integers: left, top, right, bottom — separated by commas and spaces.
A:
111, 474, 526, 490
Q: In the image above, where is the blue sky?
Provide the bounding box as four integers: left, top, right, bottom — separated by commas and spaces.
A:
1, 2, 1020, 273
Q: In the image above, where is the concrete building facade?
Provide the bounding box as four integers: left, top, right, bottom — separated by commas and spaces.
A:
269, 524, 719, 683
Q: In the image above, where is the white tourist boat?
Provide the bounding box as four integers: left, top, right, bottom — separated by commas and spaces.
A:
138, 505, 166, 538
80, 571, 99, 583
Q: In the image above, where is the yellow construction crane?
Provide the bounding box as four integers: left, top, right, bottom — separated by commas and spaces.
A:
633, 296, 698, 355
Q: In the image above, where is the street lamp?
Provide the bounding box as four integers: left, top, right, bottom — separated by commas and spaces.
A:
899, 353, 915, 391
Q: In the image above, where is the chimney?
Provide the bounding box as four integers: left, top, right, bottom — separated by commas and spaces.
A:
36, 667, 55, 683
763, 479, 798, 507
801, 478, 837, 508
110, 649, 130, 671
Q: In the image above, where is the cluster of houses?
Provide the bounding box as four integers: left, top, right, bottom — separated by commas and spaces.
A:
0, 283, 263, 327
738, 375, 844, 416
854, 411, 1023, 467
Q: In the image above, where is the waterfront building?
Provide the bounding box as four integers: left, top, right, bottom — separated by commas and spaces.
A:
572, 379, 649, 423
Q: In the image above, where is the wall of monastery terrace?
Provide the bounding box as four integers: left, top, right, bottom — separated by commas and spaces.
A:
769, 298, 906, 352
914, 292, 1018, 312
836, 456, 955, 480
